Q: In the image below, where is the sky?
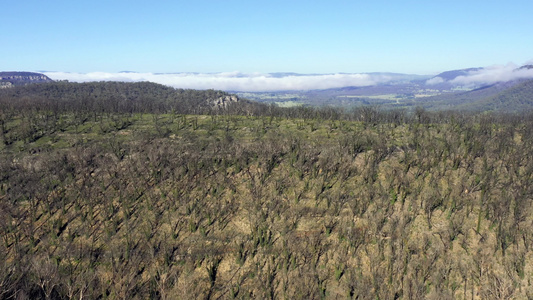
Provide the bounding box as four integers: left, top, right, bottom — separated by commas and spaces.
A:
2, 0, 533, 91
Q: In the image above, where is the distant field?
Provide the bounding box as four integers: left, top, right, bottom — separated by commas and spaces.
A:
274, 100, 304, 107
338, 94, 401, 100
236, 92, 306, 102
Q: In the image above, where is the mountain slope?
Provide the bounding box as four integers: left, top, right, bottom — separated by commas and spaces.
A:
464, 79, 533, 112
430, 67, 482, 81
408, 81, 520, 109
0, 81, 262, 114
403, 79, 533, 112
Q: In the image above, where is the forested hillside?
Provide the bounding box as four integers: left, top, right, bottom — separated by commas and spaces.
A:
0, 81, 263, 115
1, 88, 533, 299
468, 79, 533, 112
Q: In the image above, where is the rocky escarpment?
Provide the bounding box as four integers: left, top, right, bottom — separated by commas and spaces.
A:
0, 71, 53, 86
210, 94, 240, 108
0, 82, 13, 89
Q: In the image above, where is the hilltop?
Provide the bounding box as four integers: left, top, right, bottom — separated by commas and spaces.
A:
429, 67, 483, 81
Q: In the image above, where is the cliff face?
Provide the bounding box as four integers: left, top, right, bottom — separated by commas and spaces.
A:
0, 82, 13, 89
0, 71, 53, 86
210, 94, 240, 108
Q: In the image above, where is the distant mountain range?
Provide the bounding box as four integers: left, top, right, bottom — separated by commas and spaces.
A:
3, 66, 533, 112
236, 65, 533, 112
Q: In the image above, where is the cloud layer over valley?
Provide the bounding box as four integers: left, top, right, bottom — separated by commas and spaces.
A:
44, 63, 533, 92
43, 71, 400, 92
427, 63, 533, 86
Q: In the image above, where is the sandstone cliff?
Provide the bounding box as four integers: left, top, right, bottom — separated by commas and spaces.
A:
0, 71, 53, 86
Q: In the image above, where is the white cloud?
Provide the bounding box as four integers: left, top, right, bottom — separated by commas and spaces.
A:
43, 71, 394, 92
425, 76, 445, 85
450, 63, 533, 86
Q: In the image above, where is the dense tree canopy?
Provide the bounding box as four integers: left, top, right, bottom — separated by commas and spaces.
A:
1, 82, 533, 299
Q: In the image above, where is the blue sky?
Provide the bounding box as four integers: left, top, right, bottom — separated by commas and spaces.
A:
2, 0, 533, 75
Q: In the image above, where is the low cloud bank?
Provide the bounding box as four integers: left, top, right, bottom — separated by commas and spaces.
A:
427, 63, 533, 86
43, 71, 396, 92
425, 76, 445, 85
451, 64, 533, 85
